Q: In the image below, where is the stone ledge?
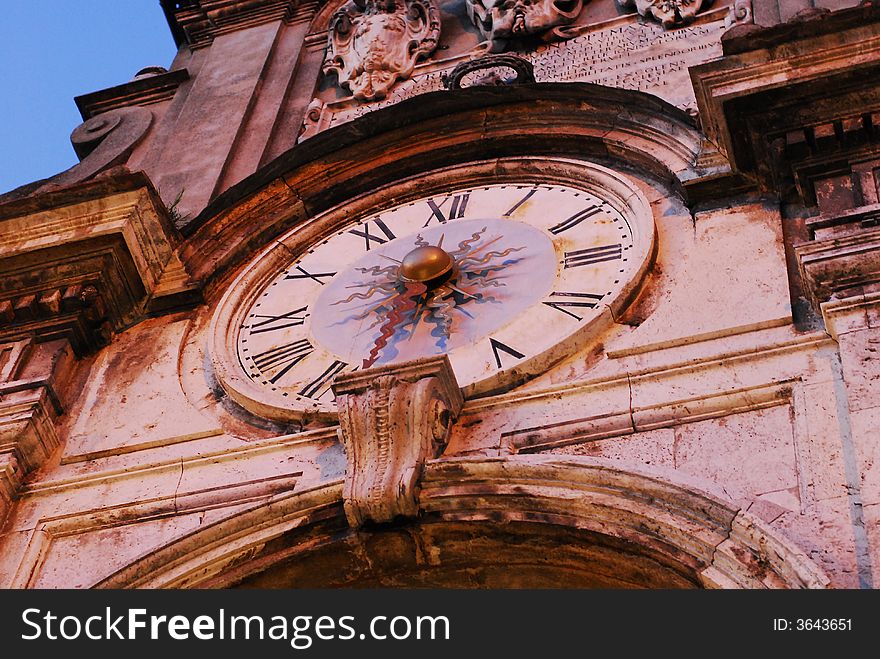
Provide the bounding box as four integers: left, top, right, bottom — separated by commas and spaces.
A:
0, 173, 184, 354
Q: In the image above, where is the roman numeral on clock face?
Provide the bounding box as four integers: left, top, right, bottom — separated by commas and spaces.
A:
549, 205, 603, 235
503, 188, 538, 217
284, 266, 336, 284
423, 194, 470, 226
252, 339, 314, 384
489, 337, 525, 369
542, 292, 604, 321
248, 306, 309, 334
348, 219, 396, 250
563, 244, 622, 269
299, 360, 348, 400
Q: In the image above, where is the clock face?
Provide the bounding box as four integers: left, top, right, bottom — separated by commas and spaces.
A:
225, 175, 652, 419
211, 160, 655, 421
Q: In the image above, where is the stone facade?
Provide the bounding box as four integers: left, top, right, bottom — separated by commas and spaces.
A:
1, 0, 879, 588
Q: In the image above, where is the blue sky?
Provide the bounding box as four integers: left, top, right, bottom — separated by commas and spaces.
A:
0, 2, 177, 194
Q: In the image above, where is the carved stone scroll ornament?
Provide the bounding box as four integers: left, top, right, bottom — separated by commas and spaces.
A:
323, 0, 441, 102
466, 0, 584, 53
34, 107, 152, 194
617, 0, 711, 28
297, 99, 325, 143
725, 0, 753, 27
332, 356, 463, 528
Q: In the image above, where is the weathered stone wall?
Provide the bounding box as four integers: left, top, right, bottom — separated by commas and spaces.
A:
1, 0, 879, 589
0, 156, 860, 588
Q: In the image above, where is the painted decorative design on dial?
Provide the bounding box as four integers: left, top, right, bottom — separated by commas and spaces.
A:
311, 219, 556, 369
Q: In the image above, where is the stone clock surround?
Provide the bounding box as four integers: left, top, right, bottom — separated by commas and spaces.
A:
209, 157, 656, 421
0, 83, 846, 589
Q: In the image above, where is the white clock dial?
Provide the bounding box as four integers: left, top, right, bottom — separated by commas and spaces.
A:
232, 179, 649, 416
211, 159, 655, 422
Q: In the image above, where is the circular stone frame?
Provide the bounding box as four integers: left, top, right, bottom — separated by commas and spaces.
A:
209, 157, 656, 422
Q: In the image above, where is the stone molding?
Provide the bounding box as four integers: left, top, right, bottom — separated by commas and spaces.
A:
93, 456, 829, 589
502, 380, 796, 453
796, 223, 880, 306
690, 6, 880, 202
162, 0, 306, 48
333, 356, 463, 527
75, 69, 190, 120
820, 290, 880, 340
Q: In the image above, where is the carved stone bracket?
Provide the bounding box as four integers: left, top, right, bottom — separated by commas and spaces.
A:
442, 54, 535, 90
333, 356, 463, 528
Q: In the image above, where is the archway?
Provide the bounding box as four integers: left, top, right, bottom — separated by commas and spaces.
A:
97, 456, 829, 589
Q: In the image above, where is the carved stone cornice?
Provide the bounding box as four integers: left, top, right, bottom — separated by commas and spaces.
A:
0, 173, 184, 354
75, 69, 189, 120
0, 339, 73, 525
690, 4, 880, 203
161, 0, 304, 48
333, 356, 464, 527
796, 210, 880, 305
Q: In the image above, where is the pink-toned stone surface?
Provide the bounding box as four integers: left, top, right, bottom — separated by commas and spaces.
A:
29, 506, 254, 589
771, 496, 861, 589
850, 407, 880, 505
150, 23, 282, 218
795, 381, 851, 503
4, 0, 878, 590
59, 315, 220, 461
671, 406, 799, 504
863, 502, 880, 585
837, 329, 880, 413
549, 427, 676, 469
608, 200, 791, 357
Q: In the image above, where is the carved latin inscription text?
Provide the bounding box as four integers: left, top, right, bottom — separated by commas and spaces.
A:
323, 0, 441, 102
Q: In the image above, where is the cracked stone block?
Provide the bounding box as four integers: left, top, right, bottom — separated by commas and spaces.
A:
673, 405, 798, 502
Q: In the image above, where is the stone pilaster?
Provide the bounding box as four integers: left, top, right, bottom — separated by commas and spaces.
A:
797, 208, 880, 587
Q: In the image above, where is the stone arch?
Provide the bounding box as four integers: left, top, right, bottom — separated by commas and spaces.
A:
96, 456, 828, 589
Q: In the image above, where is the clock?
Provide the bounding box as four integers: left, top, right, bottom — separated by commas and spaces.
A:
211, 159, 655, 422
